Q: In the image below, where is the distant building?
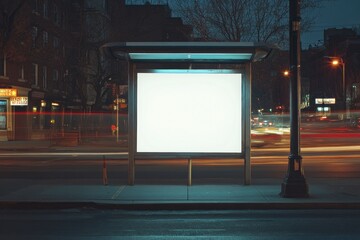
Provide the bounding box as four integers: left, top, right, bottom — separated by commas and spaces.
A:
304, 28, 360, 117
324, 28, 357, 53
116, 2, 192, 42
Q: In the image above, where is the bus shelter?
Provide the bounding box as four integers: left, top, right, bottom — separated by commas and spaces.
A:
101, 42, 272, 185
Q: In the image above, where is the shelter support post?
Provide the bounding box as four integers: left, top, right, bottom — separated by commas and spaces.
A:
188, 158, 192, 186
128, 62, 135, 185
244, 63, 252, 185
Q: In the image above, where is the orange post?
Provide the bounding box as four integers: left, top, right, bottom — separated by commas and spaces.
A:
102, 156, 108, 185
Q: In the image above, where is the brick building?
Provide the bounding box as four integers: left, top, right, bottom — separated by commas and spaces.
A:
0, 0, 192, 141
0, 0, 76, 140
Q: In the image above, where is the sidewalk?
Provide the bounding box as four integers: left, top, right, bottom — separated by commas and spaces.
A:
1, 178, 360, 210
1, 139, 360, 210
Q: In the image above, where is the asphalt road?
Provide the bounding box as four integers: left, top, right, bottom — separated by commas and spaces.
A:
1, 209, 360, 239
0, 144, 359, 185
0, 127, 359, 239
0, 126, 359, 186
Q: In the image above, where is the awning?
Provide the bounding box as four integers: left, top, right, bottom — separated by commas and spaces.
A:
101, 42, 272, 63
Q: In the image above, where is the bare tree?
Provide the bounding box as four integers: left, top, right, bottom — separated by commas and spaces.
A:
69, 2, 114, 112
173, 0, 323, 46
69, 42, 108, 111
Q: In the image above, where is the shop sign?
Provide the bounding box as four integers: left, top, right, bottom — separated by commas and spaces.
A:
10, 97, 28, 106
0, 88, 17, 97
315, 98, 336, 104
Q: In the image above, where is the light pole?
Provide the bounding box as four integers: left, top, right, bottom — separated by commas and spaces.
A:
328, 57, 347, 118
280, 0, 309, 198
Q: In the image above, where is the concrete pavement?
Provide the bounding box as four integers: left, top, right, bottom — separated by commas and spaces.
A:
1, 139, 360, 210
1, 178, 360, 210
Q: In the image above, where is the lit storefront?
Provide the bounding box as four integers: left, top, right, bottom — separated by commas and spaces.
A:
315, 98, 336, 116
0, 99, 8, 131
30, 90, 64, 139
0, 89, 16, 140
0, 87, 32, 140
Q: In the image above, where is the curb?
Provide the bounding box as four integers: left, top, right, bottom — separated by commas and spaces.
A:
1, 201, 360, 210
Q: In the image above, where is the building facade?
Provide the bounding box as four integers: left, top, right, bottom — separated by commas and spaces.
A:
305, 28, 360, 118
0, 0, 76, 140
0, 0, 192, 141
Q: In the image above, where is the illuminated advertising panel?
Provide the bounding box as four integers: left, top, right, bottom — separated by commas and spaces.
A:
0, 89, 17, 97
136, 70, 242, 154
315, 98, 336, 104
10, 97, 28, 106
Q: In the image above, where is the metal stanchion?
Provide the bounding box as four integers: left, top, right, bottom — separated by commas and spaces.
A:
102, 156, 108, 185
188, 158, 192, 186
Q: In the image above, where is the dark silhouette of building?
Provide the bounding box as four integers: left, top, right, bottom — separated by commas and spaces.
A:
116, 2, 192, 42
305, 28, 360, 117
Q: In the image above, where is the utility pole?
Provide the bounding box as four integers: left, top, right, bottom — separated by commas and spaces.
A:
280, 0, 309, 198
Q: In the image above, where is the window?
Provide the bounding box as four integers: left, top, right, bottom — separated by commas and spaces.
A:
53, 69, 59, 82
104, 0, 109, 14
85, 0, 109, 12
53, 36, 59, 48
53, 4, 61, 25
0, 55, 6, 76
0, 100, 7, 130
31, 26, 38, 48
85, 1, 95, 9
42, 66, 47, 89
33, 63, 38, 86
85, 50, 90, 64
43, 31, 48, 47
32, 0, 40, 14
18, 65, 25, 80
43, 0, 48, 18
61, 12, 65, 28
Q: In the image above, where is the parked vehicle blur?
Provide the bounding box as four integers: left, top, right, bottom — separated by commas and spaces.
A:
251, 114, 289, 147
349, 116, 360, 129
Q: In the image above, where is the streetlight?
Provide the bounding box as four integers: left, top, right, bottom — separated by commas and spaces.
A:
283, 70, 290, 77
325, 56, 347, 118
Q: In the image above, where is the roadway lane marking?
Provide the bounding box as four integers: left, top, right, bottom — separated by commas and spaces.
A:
303, 146, 360, 152
252, 145, 360, 153
0, 152, 129, 157
112, 185, 126, 199
253, 154, 360, 159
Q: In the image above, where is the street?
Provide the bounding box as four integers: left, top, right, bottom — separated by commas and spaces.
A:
0, 128, 359, 239
1, 209, 360, 239
0, 140, 359, 185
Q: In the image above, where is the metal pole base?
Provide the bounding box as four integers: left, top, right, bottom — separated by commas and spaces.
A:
280, 172, 309, 198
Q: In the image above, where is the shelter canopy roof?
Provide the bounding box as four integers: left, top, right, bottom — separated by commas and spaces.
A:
101, 42, 272, 63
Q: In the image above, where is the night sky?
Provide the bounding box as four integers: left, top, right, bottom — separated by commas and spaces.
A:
169, 0, 360, 47
302, 0, 360, 47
